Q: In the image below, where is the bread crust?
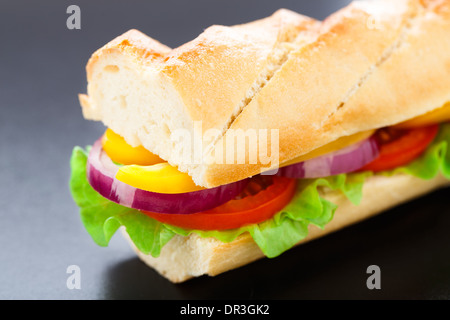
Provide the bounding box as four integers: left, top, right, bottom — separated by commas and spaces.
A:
80, 10, 319, 177
79, 0, 450, 188
202, 0, 450, 187
123, 173, 450, 283
76, 0, 450, 284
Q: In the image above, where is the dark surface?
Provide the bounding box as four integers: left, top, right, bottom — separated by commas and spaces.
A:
1, 0, 450, 300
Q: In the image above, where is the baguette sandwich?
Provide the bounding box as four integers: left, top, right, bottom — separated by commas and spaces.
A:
70, 0, 450, 283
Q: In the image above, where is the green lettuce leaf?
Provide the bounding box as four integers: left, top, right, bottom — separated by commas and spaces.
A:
383, 124, 450, 180
69, 124, 450, 258
70, 147, 175, 257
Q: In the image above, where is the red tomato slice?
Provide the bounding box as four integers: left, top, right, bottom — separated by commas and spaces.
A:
142, 176, 297, 230
359, 124, 439, 173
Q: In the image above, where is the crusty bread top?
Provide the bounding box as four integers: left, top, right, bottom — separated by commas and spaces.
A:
79, 0, 450, 188
202, 0, 450, 186
80, 9, 319, 180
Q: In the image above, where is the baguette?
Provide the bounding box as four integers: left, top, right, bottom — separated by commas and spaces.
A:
123, 173, 450, 283
79, 9, 320, 183
74, 0, 450, 284
204, 0, 450, 186
79, 0, 450, 188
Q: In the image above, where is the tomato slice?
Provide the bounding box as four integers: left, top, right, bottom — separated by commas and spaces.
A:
359, 124, 439, 173
142, 176, 297, 230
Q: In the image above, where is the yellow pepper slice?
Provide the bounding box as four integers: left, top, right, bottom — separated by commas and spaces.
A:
394, 102, 450, 129
102, 128, 204, 194
116, 163, 205, 194
102, 129, 163, 166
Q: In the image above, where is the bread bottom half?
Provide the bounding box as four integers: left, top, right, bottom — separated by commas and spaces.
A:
121, 173, 450, 283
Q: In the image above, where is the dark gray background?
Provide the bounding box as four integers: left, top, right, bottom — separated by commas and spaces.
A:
1, 0, 450, 300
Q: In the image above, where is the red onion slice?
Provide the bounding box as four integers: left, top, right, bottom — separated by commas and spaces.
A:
277, 135, 380, 179
87, 139, 249, 214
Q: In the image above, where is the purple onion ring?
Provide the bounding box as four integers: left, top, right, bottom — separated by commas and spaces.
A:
277, 135, 380, 179
86, 139, 249, 214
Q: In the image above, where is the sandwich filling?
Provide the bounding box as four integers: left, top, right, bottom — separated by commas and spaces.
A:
70, 104, 450, 258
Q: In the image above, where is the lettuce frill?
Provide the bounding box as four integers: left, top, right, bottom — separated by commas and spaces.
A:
70, 124, 450, 258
